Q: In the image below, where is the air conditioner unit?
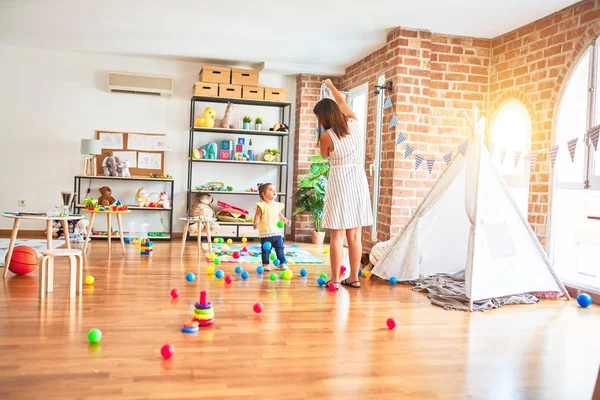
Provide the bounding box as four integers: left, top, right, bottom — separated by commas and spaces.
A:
107, 72, 173, 97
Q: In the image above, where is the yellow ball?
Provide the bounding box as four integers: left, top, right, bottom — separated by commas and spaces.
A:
213, 238, 219, 244
324, 247, 330, 253
227, 238, 233, 245
363, 271, 371, 278
241, 237, 247, 243
206, 266, 214, 275
85, 275, 95, 285
283, 270, 293, 280
208, 253, 215, 260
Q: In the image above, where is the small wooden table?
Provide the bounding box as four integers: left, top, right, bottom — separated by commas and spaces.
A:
2, 212, 84, 278
82, 209, 131, 256
179, 217, 216, 258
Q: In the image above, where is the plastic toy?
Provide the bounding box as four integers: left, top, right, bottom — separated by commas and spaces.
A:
319, 272, 327, 280
85, 275, 95, 285
253, 303, 263, 313
263, 242, 272, 251
161, 344, 175, 359
328, 283, 337, 291
277, 220, 285, 228
170, 288, 180, 298
194, 107, 216, 128
140, 239, 153, 256
235, 266, 242, 274
88, 329, 102, 344
324, 246, 330, 253
149, 173, 174, 179
340, 266, 346, 274
215, 270, 224, 279
232, 251, 240, 259
225, 275, 233, 284
317, 277, 326, 286
386, 318, 397, 330
256, 266, 264, 274
242, 237, 248, 243
273, 259, 280, 267
577, 293, 592, 308
5, 245, 37, 275
283, 270, 293, 280
269, 272, 277, 281
192, 291, 214, 326
213, 258, 220, 266
206, 266, 214, 275
227, 238, 233, 245
186, 272, 195, 282
241, 271, 249, 280
181, 321, 199, 333
389, 277, 398, 285
300, 268, 307, 277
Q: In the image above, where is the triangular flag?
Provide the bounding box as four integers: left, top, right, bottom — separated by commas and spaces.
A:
549, 145, 559, 167
404, 144, 413, 159
587, 125, 599, 151
488, 140, 496, 156
388, 115, 398, 128
499, 147, 507, 165
443, 152, 453, 165
396, 132, 406, 145
415, 154, 424, 169
528, 151, 538, 173
514, 150, 522, 169
567, 137, 578, 162
426, 158, 435, 175
383, 97, 392, 109
458, 141, 468, 156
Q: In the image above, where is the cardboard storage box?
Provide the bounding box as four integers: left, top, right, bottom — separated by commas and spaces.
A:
193, 82, 219, 96
231, 68, 259, 86
199, 66, 231, 84
242, 86, 264, 100
264, 87, 287, 102
218, 83, 242, 99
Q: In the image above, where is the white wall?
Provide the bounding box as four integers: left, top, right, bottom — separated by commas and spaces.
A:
0, 45, 296, 232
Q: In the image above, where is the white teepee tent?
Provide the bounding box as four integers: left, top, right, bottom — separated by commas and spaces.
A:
371, 108, 569, 310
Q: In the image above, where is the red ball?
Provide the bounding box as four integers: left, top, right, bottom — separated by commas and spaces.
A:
328, 283, 337, 291
386, 318, 397, 330
253, 302, 263, 313
170, 288, 180, 298
340, 266, 347, 274
160, 344, 175, 359
232, 251, 240, 259
225, 275, 233, 284
242, 246, 248, 252
5, 246, 37, 275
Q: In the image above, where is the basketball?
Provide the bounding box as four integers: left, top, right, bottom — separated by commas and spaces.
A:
5, 246, 38, 275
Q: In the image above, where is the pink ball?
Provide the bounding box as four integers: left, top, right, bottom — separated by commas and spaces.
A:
340, 266, 347, 274
253, 302, 263, 313
170, 288, 180, 299
232, 251, 240, 259
386, 318, 397, 330
242, 246, 248, 252
328, 283, 337, 291
161, 344, 175, 359
225, 275, 233, 284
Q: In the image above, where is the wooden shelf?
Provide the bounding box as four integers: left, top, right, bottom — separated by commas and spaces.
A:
189, 190, 286, 196
192, 126, 289, 137
190, 159, 286, 166
74, 175, 174, 182
192, 96, 291, 107
76, 204, 173, 212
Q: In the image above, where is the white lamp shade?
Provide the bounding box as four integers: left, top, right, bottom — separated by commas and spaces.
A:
80, 139, 102, 155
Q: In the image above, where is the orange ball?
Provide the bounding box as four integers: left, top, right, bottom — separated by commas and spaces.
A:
5, 246, 37, 275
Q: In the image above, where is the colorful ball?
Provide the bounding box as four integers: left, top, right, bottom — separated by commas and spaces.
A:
269, 254, 276, 261
241, 271, 249, 280
170, 288, 180, 298
225, 275, 233, 284
277, 220, 285, 228
213, 258, 221, 266
215, 270, 224, 279
185, 272, 195, 282
227, 238, 233, 245
242, 237, 248, 243
386, 318, 397, 330
160, 344, 175, 359
218, 238, 224, 243
206, 266, 214, 275
328, 283, 337, 291
232, 251, 240, 259
319, 272, 327, 280
324, 247, 330, 253
390, 277, 398, 285
5, 245, 37, 275
242, 246, 248, 252
358, 269, 363, 276
263, 242, 272, 251
300, 268, 308, 277
208, 253, 215, 260
273, 259, 280, 266
340, 266, 346, 274
253, 302, 263, 313
213, 238, 219, 244
256, 266, 264, 274
317, 277, 326, 286
235, 266, 243, 274
85, 275, 95, 285
283, 270, 293, 280
577, 293, 593, 308
87, 328, 102, 344
269, 272, 277, 281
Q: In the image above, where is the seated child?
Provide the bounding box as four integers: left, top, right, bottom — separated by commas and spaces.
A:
253, 183, 290, 271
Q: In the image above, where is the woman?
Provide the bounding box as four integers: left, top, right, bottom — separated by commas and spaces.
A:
315, 79, 373, 289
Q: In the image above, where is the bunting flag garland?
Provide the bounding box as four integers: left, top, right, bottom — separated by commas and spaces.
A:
396, 132, 406, 145
458, 141, 468, 156
383, 97, 392, 109
549, 145, 559, 167
513, 150, 522, 169
443, 152, 453, 165
404, 144, 414, 159
587, 125, 599, 151
426, 158, 435, 175
567, 137, 578, 162
528, 151, 538, 173
388, 115, 398, 128
415, 154, 424, 169
499, 147, 507, 165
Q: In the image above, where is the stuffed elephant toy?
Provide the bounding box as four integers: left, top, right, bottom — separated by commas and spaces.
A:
102, 156, 119, 177
200, 142, 218, 159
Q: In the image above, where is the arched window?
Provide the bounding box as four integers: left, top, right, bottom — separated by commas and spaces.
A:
490, 99, 532, 217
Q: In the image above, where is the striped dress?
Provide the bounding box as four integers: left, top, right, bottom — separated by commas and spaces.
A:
322, 118, 373, 229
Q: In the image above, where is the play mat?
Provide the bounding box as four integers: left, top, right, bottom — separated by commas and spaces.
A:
202, 243, 324, 264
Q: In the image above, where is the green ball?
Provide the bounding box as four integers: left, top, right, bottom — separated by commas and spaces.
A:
88, 328, 102, 344
218, 238, 224, 243
280, 271, 286, 279
277, 220, 285, 228
270, 253, 277, 261
269, 272, 277, 281
213, 258, 220, 266
319, 272, 327, 280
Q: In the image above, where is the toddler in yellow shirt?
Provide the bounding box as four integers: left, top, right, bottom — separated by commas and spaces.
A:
253, 183, 290, 271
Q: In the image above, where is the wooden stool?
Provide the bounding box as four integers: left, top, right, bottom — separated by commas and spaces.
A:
39, 249, 83, 299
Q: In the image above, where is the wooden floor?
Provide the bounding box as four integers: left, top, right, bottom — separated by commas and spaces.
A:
1, 239, 599, 399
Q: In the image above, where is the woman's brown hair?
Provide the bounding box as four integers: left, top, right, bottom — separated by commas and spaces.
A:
313, 98, 349, 140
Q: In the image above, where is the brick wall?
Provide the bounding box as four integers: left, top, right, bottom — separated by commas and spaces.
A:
489, 0, 600, 246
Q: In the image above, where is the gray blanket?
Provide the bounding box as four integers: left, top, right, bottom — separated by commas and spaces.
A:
407, 270, 539, 311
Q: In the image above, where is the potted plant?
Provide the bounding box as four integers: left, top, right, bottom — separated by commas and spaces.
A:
254, 117, 263, 131
242, 116, 252, 130
293, 155, 329, 244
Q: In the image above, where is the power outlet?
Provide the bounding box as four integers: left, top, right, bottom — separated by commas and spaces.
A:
18, 199, 26, 207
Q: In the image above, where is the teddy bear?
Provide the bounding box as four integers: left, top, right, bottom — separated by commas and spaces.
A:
98, 186, 116, 206
157, 191, 171, 209
194, 107, 216, 128
118, 160, 131, 178
135, 187, 149, 207
189, 193, 218, 235
102, 155, 119, 176
221, 103, 236, 129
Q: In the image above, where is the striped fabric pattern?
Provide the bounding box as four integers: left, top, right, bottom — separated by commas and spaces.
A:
322, 119, 374, 230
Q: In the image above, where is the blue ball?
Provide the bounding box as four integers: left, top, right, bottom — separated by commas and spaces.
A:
185, 272, 195, 282
389, 277, 398, 285
262, 242, 272, 251
273, 259, 280, 267
256, 266, 264, 274
317, 277, 326, 286
577, 293, 592, 308
235, 266, 242, 274
300, 268, 308, 277
358, 269, 363, 276
241, 271, 249, 280
215, 270, 224, 279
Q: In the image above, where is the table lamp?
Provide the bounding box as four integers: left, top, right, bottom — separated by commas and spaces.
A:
81, 139, 102, 176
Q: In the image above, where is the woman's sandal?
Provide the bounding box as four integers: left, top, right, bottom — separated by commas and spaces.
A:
341, 279, 361, 288
325, 280, 340, 290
